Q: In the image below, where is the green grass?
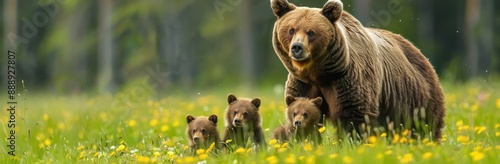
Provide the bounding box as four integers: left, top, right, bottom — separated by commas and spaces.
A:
1, 80, 500, 163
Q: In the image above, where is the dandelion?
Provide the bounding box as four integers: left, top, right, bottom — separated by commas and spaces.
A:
303, 143, 313, 151
402, 129, 409, 136
495, 132, 500, 137
329, 153, 338, 159
182, 145, 189, 151
77, 145, 85, 151
496, 98, 500, 109
266, 156, 278, 164
471, 103, 478, 111
273, 144, 281, 149
199, 154, 208, 160
225, 139, 232, 144
116, 145, 125, 152
399, 153, 414, 163
457, 135, 469, 144
150, 119, 158, 127
376, 153, 384, 159
173, 120, 180, 127
495, 124, 499, 129
153, 152, 160, 157
392, 134, 400, 143
137, 156, 151, 163
167, 151, 175, 158
128, 120, 136, 127
109, 151, 115, 157
44, 139, 51, 146
306, 156, 315, 164
474, 126, 486, 134
235, 148, 246, 154
384, 150, 393, 155
282, 142, 289, 148
196, 149, 205, 155
269, 139, 278, 145
456, 120, 463, 127
470, 151, 485, 161
380, 133, 387, 137
423, 152, 432, 160
278, 147, 287, 153
161, 125, 169, 132
368, 136, 377, 144
43, 114, 49, 121
93, 152, 100, 157
285, 154, 295, 163
318, 126, 326, 133
343, 156, 353, 163
207, 142, 216, 153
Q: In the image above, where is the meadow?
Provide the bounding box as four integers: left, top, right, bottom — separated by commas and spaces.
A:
1, 80, 500, 163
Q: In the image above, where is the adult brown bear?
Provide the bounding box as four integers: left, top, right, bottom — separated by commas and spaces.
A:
270, 0, 445, 141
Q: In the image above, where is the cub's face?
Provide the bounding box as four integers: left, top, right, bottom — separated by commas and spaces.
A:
271, 0, 343, 69
186, 115, 218, 146
286, 96, 323, 129
226, 94, 261, 127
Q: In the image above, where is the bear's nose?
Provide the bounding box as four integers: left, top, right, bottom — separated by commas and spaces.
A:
294, 121, 301, 126
234, 119, 241, 125
193, 137, 200, 142
291, 43, 304, 59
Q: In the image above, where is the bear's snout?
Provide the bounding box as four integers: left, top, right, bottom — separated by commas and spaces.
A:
294, 120, 302, 127
234, 119, 242, 126
291, 43, 305, 61
193, 136, 200, 142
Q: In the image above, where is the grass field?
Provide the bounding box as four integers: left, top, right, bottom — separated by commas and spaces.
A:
1, 80, 500, 163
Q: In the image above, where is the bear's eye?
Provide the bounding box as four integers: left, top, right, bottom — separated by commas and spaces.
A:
233, 111, 237, 115
289, 28, 295, 35
307, 31, 315, 37
293, 112, 297, 117
303, 113, 308, 118
201, 129, 207, 134
243, 112, 248, 116
193, 129, 196, 133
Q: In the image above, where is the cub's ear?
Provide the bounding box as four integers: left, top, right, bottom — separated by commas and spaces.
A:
208, 114, 218, 124
285, 95, 296, 106
251, 98, 261, 108
311, 97, 323, 108
321, 0, 343, 23
271, 0, 296, 18
186, 115, 195, 124
228, 94, 237, 104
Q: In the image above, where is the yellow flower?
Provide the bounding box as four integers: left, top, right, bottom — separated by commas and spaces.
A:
282, 142, 289, 148
207, 142, 215, 153
109, 151, 115, 157
457, 135, 469, 144
392, 134, 400, 143
456, 120, 463, 127
199, 153, 208, 160
196, 149, 205, 155
44, 139, 51, 146
235, 148, 246, 154
278, 148, 287, 153
128, 120, 136, 127
116, 145, 125, 151
273, 144, 281, 149
93, 152, 100, 157
306, 156, 315, 164
423, 152, 432, 160
77, 145, 85, 151
269, 139, 278, 145
329, 153, 338, 159
402, 129, 409, 136
173, 120, 180, 127
182, 145, 189, 151
496, 98, 500, 109
161, 125, 169, 132
153, 152, 160, 157
285, 154, 295, 163
384, 150, 393, 155
303, 143, 313, 151
495, 132, 500, 137
318, 126, 326, 133
470, 151, 485, 161
225, 139, 232, 144
400, 153, 414, 163
343, 156, 353, 163
150, 119, 158, 127
474, 126, 486, 134
266, 156, 278, 164
380, 133, 387, 137
43, 114, 49, 121
495, 124, 499, 129
368, 136, 377, 144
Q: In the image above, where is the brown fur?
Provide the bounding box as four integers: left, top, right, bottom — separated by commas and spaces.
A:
271, 0, 445, 141
186, 114, 221, 150
273, 96, 324, 144
223, 94, 265, 147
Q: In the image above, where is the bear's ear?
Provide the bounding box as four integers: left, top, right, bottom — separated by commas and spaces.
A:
321, 0, 343, 23
285, 95, 296, 106
228, 94, 237, 104
208, 114, 218, 124
311, 97, 323, 108
186, 115, 195, 124
251, 98, 261, 108
271, 0, 296, 18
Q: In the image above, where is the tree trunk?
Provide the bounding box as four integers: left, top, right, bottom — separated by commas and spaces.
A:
239, 0, 256, 87
465, 0, 480, 78
417, 0, 435, 60
97, 0, 116, 92
478, 0, 493, 74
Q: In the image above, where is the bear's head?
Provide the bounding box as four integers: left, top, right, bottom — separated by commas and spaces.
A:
285, 96, 323, 129
186, 114, 219, 147
225, 94, 261, 128
271, 0, 347, 79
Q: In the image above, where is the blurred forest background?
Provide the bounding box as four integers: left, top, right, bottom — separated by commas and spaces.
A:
1, 0, 499, 95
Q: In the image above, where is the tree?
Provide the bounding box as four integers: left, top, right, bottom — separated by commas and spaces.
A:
97, 0, 116, 92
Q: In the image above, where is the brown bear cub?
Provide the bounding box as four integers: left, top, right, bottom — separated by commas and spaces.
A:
273, 96, 323, 144
270, 0, 446, 141
186, 114, 221, 150
223, 94, 265, 147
